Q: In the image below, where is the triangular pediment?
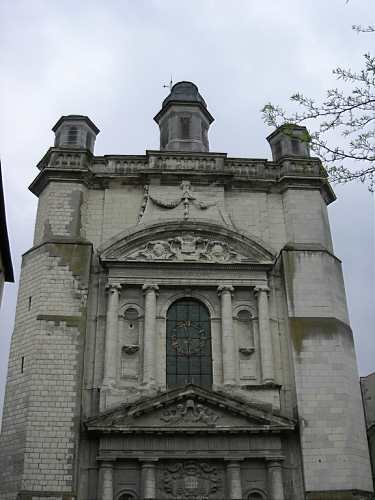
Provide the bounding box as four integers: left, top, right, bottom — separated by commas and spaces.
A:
85, 385, 294, 433
99, 220, 275, 265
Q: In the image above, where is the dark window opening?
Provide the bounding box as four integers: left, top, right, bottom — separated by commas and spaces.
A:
160, 125, 169, 148
248, 493, 266, 500
275, 140, 282, 158
166, 299, 212, 388
21, 356, 24, 373
180, 117, 191, 139
67, 126, 78, 145
291, 138, 300, 154
85, 132, 93, 150
28, 296, 32, 311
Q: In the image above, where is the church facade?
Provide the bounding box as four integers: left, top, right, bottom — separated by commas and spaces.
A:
0, 82, 373, 499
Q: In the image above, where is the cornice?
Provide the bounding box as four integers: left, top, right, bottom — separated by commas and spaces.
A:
30, 148, 336, 204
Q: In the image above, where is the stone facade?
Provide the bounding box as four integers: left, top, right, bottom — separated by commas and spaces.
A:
0, 81, 373, 499
361, 372, 375, 489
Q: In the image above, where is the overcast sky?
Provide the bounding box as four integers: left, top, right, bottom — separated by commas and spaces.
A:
0, 0, 374, 418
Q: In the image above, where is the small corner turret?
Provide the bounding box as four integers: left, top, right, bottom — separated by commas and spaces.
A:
267, 123, 310, 162
154, 81, 214, 153
52, 114, 100, 153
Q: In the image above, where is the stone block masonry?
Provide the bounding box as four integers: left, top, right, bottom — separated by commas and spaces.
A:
0, 242, 92, 499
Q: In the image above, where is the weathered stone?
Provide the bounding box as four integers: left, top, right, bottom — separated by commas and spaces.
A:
0, 82, 372, 500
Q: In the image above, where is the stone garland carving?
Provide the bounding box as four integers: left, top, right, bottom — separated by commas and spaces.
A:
126, 234, 242, 263
141, 180, 217, 220
138, 185, 149, 221
161, 461, 222, 498
160, 399, 220, 425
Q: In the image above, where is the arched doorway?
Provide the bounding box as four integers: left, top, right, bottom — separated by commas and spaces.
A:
166, 299, 212, 388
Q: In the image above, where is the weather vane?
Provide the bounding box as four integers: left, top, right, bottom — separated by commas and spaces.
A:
163, 76, 173, 91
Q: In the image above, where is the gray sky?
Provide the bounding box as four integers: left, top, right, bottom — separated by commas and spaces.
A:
1, 0, 374, 417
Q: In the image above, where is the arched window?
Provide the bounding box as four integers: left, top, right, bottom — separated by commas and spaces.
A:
118, 494, 136, 500
247, 490, 267, 500
166, 299, 212, 388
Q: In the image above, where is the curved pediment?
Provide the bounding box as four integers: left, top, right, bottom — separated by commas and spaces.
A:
99, 219, 275, 265
85, 385, 295, 433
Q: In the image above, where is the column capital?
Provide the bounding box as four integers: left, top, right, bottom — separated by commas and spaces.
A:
142, 283, 159, 294
141, 459, 159, 466
266, 457, 284, 466
225, 459, 243, 466
100, 461, 115, 469
254, 285, 270, 296
105, 283, 122, 293
217, 284, 234, 296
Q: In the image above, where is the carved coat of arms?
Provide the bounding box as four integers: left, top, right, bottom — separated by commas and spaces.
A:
160, 461, 222, 499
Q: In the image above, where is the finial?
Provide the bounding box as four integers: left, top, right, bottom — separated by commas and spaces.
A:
163, 76, 173, 91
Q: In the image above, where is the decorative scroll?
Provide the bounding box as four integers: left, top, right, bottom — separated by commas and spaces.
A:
126, 234, 242, 263
160, 399, 220, 425
161, 461, 222, 499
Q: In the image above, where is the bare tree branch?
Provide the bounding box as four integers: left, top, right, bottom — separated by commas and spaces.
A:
262, 26, 375, 191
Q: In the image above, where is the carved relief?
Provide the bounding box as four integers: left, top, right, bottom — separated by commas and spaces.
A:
160, 461, 223, 499
126, 234, 243, 263
160, 399, 220, 425
138, 180, 231, 223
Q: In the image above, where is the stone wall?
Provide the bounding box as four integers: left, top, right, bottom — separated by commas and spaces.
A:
34, 182, 86, 244
283, 249, 373, 492
0, 242, 91, 498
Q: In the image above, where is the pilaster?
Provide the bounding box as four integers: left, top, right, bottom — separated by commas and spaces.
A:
103, 283, 121, 386
142, 284, 159, 386
255, 285, 275, 384
217, 284, 236, 386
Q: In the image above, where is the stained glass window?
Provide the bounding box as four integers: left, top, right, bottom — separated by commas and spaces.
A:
166, 299, 212, 388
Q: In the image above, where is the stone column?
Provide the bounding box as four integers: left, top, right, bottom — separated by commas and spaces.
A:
226, 461, 243, 499
142, 284, 159, 386
141, 460, 157, 499
101, 462, 114, 500
103, 284, 121, 386
217, 285, 236, 386
255, 285, 275, 384
267, 460, 285, 500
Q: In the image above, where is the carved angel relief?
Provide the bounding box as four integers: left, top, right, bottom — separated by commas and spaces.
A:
126, 234, 244, 263
160, 399, 220, 425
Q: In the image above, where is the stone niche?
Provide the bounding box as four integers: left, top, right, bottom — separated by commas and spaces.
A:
118, 303, 143, 383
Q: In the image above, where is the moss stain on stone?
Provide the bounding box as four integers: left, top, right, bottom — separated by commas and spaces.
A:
282, 249, 296, 315
49, 242, 91, 288
290, 318, 305, 354
290, 317, 341, 355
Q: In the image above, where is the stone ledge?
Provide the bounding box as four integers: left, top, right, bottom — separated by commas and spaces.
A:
306, 490, 374, 500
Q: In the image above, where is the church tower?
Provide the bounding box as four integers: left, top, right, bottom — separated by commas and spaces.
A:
0, 82, 373, 499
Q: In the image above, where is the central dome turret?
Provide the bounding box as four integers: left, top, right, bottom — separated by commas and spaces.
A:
154, 81, 214, 153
